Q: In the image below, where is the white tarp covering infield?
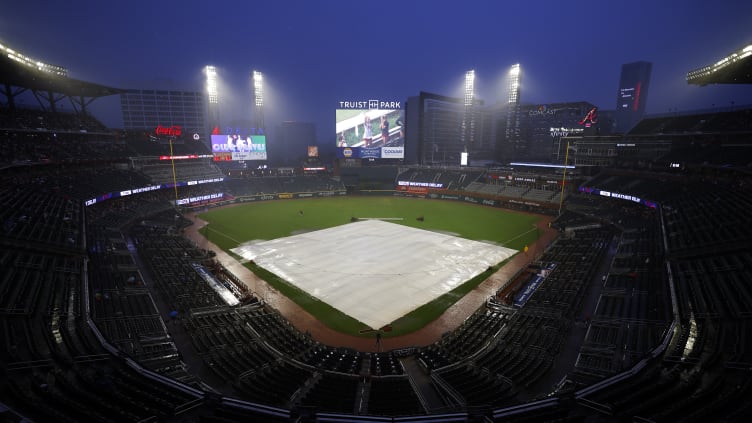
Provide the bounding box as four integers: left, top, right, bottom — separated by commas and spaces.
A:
231, 219, 517, 330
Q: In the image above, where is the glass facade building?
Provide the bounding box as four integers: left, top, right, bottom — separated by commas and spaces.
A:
615, 61, 652, 133
120, 89, 206, 135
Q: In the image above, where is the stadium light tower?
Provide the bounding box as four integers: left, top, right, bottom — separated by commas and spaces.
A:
251, 69, 265, 133
253, 70, 264, 107
464, 69, 475, 107
507, 63, 520, 105
205, 65, 218, 104
505, 63, 521, 160
461, 69, 476, 150
205, 65, 220, 133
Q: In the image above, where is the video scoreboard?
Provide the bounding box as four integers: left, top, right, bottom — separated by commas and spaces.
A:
211, 134, 267, 161
335, 99, 404, 161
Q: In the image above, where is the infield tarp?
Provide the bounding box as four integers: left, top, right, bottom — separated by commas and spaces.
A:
231, 219, 516, 329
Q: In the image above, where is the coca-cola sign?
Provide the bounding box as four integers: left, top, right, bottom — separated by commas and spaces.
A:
154, 125, 182, 137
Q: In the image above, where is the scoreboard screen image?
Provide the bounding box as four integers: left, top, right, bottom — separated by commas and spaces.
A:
211, 134, 267, 161
335, 109, 404, 159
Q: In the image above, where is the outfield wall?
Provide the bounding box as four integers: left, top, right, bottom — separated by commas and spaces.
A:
180, 189, 347, 210
180, 186, 559, 217
387, 189, 559, 215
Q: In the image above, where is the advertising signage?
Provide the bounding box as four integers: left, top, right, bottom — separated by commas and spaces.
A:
84, 178, 224, 207
335, 101, 404, 160
578, 186, 657, 209
211, 134, 267, 161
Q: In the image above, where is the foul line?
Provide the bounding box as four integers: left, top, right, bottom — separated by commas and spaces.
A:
205, 225, 243, 245
503, 226, 539, 247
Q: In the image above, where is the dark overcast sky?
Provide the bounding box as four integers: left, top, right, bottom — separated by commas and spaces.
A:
2, 0, 752, 141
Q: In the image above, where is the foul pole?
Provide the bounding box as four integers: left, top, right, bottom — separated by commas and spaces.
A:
558, 141, 570, 216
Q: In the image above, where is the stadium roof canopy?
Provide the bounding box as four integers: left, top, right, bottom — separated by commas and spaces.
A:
0, 47, 124, 113
686, 44, 752, 86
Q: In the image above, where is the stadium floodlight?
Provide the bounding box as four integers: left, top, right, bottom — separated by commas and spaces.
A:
205, 65, 218, 104
0, 42, 67, 77
464, 69, 475, 107
252, 69, 264, 107
741, 46, 752, 59
686, 43, 752, 84
251, 69, 265, 131
508, 63, 521, 104
461, 70, 477, 147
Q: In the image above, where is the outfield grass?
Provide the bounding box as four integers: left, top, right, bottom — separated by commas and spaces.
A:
197, 196, 541, 337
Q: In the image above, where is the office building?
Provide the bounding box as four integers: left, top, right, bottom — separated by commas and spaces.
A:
615, 61, 652, 133
120, 89, 206, 136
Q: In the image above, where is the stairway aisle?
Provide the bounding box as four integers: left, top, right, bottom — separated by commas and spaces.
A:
400, 355, 447, 413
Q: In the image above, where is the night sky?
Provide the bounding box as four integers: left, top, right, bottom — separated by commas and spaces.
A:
2, 0, 752, 142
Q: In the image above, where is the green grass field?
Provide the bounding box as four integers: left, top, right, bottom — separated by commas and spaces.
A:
197, 196, 541, 337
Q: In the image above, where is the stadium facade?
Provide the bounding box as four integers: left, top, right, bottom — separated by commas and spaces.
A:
552, 102, 752, 169
120, 88, 207, 137
271, 121, 317, 167
512, 101, 597, 163
4, 39, 752, 423
405, 92, 596, 165
404, 66, 599, 166
405, 91, 494, 166
614, 61, 652, 133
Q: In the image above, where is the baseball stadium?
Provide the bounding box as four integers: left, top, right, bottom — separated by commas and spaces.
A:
1, 36, 752, 423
